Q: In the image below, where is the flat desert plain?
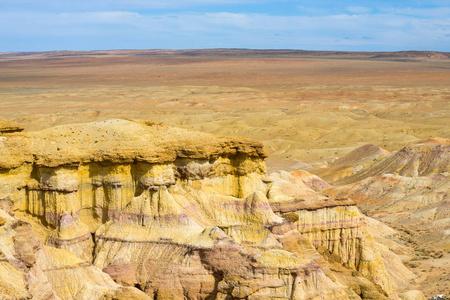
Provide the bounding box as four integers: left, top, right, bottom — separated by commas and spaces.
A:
0, 50, 448, 171
0, 49, 449, 296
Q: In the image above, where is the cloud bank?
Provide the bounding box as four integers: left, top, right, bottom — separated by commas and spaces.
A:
1, 0, 449, 51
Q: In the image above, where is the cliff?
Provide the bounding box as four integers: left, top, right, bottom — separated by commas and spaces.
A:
0, 120, 421, 299
322, 140, 450, 296
0, 199, 150, 299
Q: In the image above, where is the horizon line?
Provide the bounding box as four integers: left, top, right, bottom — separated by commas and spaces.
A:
1, 48, 449, 55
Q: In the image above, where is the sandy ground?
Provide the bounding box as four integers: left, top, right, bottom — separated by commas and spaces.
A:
410, 252, 450, 296
0, 50, 449, 296
0, 51, 448, 172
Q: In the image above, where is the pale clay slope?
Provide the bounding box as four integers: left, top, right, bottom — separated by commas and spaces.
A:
0, 202, 150, 300
321, 140, 449, 245
319, 139, 450, 296
0, 119, 423, 300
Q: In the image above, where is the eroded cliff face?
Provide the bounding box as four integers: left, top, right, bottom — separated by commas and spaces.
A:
0, 120, 420, 299
314, 142, 449, 186
0, 120, 266, 261
0, 116, 24, 134
0, 199, 150, 300
324, 141, 450, 251
265, 171, 418, 298
319, 140, 450, 297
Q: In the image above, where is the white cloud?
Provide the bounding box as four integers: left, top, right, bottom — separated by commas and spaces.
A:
381, 6, 450, 17
0, 8, 449, 51
57, 11, 141, 24
346, 6, 372, 14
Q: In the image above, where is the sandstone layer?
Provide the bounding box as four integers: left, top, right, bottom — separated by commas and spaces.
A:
322, 141, 449, 247
0, 119, 422, 299
319, 139, 450, 296
0, 116, 23, 134
0, 199, 150, 300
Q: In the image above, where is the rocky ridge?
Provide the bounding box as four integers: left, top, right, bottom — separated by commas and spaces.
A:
321, 140, 449, 247
0, 119, 422, 299
317, 139, 450, 296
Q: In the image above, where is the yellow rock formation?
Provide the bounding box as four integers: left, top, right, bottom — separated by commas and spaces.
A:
0, 120, 424, 299
0, 116, 24, 134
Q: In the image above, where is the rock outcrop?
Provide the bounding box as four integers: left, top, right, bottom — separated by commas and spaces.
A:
0, 116, 24, 134
323, 141, 450, 251
320, 140, 449, 296
266, 171, 416, 297
311, 144, 389, 185
314, 142, 449, 186
0, 120, 421, 299
0, 200, 149, 299
0, 119, 266, 259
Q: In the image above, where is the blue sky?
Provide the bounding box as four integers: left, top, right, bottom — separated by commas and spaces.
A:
1, 0, 449, 52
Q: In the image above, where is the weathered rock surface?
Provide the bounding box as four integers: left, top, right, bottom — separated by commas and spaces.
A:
399, 290, 426, 300
323, 141, 450, 251
320, 139, 450, 296
0, 204, 150, 300
420, 137, 450, 146
0, 116, 24, 134
267, 171, 416, 296
0, 119, 266, 259
0, 120, 422, 299
313, 142, 449, 185
311, 144, 390, 185
0, 119, 265, 170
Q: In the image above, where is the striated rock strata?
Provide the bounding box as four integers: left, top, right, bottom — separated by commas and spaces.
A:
0, 119, 421, 299
321, 140, 450, 296
0, 116, 24, 134
0, 199, 150, 299
314, 142, 449, 186
324, 141, 450, 250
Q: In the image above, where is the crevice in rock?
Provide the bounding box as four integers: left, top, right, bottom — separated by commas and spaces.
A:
90, 232, 97, 264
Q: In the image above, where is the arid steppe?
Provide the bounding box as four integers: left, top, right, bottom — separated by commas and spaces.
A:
0, 49, 449, 298
0, 50, 449, 171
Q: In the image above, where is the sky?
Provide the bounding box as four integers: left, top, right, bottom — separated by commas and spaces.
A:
0, 0, 449, 52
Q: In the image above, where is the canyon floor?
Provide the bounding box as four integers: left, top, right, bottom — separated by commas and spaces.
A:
0, 49, 449, 298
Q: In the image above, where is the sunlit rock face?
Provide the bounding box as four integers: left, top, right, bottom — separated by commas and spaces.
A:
0, 119, 266, 260
323, 141, 450, 251
0, 120, 423, 299
0, 116, 24, 134
0, 198, 150, 300
314, 142, 450, 186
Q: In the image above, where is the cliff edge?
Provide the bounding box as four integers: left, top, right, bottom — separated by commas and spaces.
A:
0, 119, 421, 299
